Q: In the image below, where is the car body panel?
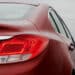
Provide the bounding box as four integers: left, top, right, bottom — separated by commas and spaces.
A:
28, 4, 54, 32
0, 2, 74, 75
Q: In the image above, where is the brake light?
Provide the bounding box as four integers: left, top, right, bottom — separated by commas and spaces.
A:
0, 34, 49, 64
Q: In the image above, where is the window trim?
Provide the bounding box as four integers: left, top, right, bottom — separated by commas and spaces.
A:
49, 12, 60, 33
52, 8, 75, 44
53, 10, 69, 38
49, 8, 67, 37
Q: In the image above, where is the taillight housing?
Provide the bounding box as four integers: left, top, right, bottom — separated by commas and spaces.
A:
0, 34, 49, 64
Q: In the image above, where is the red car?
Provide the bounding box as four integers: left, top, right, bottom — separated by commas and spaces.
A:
0, 2, 75, 75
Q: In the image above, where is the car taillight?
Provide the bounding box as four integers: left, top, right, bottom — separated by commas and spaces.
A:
0, 34, 49, 64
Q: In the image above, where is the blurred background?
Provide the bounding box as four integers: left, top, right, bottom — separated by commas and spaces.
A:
0, 0, 75, 39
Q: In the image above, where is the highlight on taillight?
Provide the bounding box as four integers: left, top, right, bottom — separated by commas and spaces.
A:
0, 34, 49, 64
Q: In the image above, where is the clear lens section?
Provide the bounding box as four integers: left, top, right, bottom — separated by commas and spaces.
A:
7, 54, 21, 63
0, 56, 8, 63
0, 54, 32, 64
0, 36, 12, 40
21, 54, 32, 61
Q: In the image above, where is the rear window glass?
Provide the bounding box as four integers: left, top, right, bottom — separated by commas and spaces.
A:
0, 3, 36, 20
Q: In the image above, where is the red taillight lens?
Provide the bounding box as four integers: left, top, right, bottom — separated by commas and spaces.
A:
0, 35, 49, 64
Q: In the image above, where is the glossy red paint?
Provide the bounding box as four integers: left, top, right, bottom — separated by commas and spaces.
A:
0, 2, 74, 75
